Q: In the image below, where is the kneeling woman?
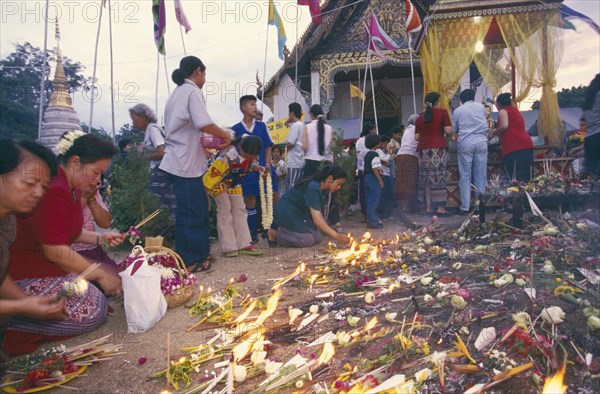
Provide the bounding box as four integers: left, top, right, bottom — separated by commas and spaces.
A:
268, 166, 350, 248
7, 132, 124, 356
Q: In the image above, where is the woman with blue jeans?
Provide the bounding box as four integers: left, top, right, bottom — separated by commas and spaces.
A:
159, 56, 232, 272
452, 89, 489, 214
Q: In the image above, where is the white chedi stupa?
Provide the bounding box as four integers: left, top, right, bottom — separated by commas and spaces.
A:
38, 21, 82, 152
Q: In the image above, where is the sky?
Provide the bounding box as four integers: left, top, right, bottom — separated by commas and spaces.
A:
1, 0, 599, 137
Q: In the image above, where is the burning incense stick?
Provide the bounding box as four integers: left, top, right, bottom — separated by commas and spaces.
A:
134, 209, 162, 229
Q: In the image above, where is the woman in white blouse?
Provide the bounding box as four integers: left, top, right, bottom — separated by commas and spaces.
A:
302, 104, 333, 177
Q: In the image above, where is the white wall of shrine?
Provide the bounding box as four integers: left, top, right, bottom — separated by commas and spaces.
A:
268, 74, 311, 121
328, 77, 424, 126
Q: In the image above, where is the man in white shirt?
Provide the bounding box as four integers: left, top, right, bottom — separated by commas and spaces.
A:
285, 103, 305, 188
452, 89, 489, 214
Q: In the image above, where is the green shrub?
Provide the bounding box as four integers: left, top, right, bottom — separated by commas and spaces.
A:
331, 131, 357, 216
108, 151, 168, 237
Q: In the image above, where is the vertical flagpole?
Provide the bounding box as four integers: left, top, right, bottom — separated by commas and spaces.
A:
37, 0, 50, 141
88, 3, 104, 133
261, 15, 270, 114
294, 3, 299, 102
368, 56, 378, 133
179, 24, 188, 56
360, 51, 369, 128
108, 0, 116, 139
155, 51, 160, 116
163, 56, 171, 96
408, 36, 417, 115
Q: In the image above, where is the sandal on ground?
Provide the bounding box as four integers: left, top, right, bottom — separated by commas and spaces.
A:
239, 245, 263, 256
267, 239, 278, 248
188, 259, 212, 273
223, 251, 239, 258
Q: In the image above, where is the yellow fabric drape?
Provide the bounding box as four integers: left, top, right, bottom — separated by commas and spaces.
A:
495, 13, 543, 105
419, 16, 493, 112
473, 45, 510, 97
535, 11, 564, 147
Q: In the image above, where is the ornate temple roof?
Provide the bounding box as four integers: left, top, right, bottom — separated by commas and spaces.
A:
38, 21, 82, 151
428, 0, 562, 18
261, 0, 419, 100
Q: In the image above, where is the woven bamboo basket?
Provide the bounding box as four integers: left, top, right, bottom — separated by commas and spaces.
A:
144, 246, 195, 308
144, 236, 164, 248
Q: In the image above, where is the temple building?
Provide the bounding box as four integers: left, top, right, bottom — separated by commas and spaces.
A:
259, 0, 436, 138
260, 0, 569, 207
38, 22, 82, 151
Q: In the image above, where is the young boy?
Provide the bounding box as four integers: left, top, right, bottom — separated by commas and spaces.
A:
377, 135, 393, 219
203, 136, 264, 257
364, 134, 384, 229
231, 95, 274, 243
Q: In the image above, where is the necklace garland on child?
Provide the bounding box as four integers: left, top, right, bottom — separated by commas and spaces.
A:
259, 171, 273, 229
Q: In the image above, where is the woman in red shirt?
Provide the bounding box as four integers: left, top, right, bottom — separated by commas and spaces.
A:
6, 132, 124, 356
414, 92, 453, 214
491, 93, 534, 182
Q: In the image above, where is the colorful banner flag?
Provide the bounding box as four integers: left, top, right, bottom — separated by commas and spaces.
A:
152, 0, 166, 55
298, 0, 322, 25
363, 19, 388, 60
268, 0, 287, 60
174, 0, 192, 33
560, 4, 600, 35
404, 0, 422, 34
350, 84, 365, 100
366, 12, 400, 51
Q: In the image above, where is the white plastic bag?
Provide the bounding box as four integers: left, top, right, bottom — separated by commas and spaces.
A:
119, 246, 167, 333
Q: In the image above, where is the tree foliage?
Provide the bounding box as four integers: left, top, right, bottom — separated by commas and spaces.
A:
331, 131, 357, 215
108, 151, 168, 237
531, 85, 587, 110
0, 42, 90, 141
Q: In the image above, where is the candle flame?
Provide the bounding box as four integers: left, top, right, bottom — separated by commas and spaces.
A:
299, 262, 306, 273
309, 274, 319, 286
367, 245, 379, 263
317, 342, 335, 365
254, 289, 281, 326
178, 357, 186, 363
234, 299, 257, 323
362, 232, 371, 241
542, 363, 567, 394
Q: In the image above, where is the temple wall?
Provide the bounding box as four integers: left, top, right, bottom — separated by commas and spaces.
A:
328, 77, 424, 126
271, 74, 310, 121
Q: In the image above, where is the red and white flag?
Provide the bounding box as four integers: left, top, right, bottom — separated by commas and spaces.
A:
364, 13, 399, 60
366, 12, 400, 51
298, 0, 322, 25
174, 0, 192, 33
405, 0, 422, 34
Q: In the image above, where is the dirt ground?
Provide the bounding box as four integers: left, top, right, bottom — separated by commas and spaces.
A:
27, 210, 466, 393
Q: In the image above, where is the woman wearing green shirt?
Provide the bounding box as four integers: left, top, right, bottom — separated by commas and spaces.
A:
268, 166, 350, 248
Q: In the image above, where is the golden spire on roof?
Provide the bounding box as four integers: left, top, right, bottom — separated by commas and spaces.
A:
49, 18, 73, 108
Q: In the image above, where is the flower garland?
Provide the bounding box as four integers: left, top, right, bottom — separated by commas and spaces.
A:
259, 171, 273, 229
55, 130, 86, 155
